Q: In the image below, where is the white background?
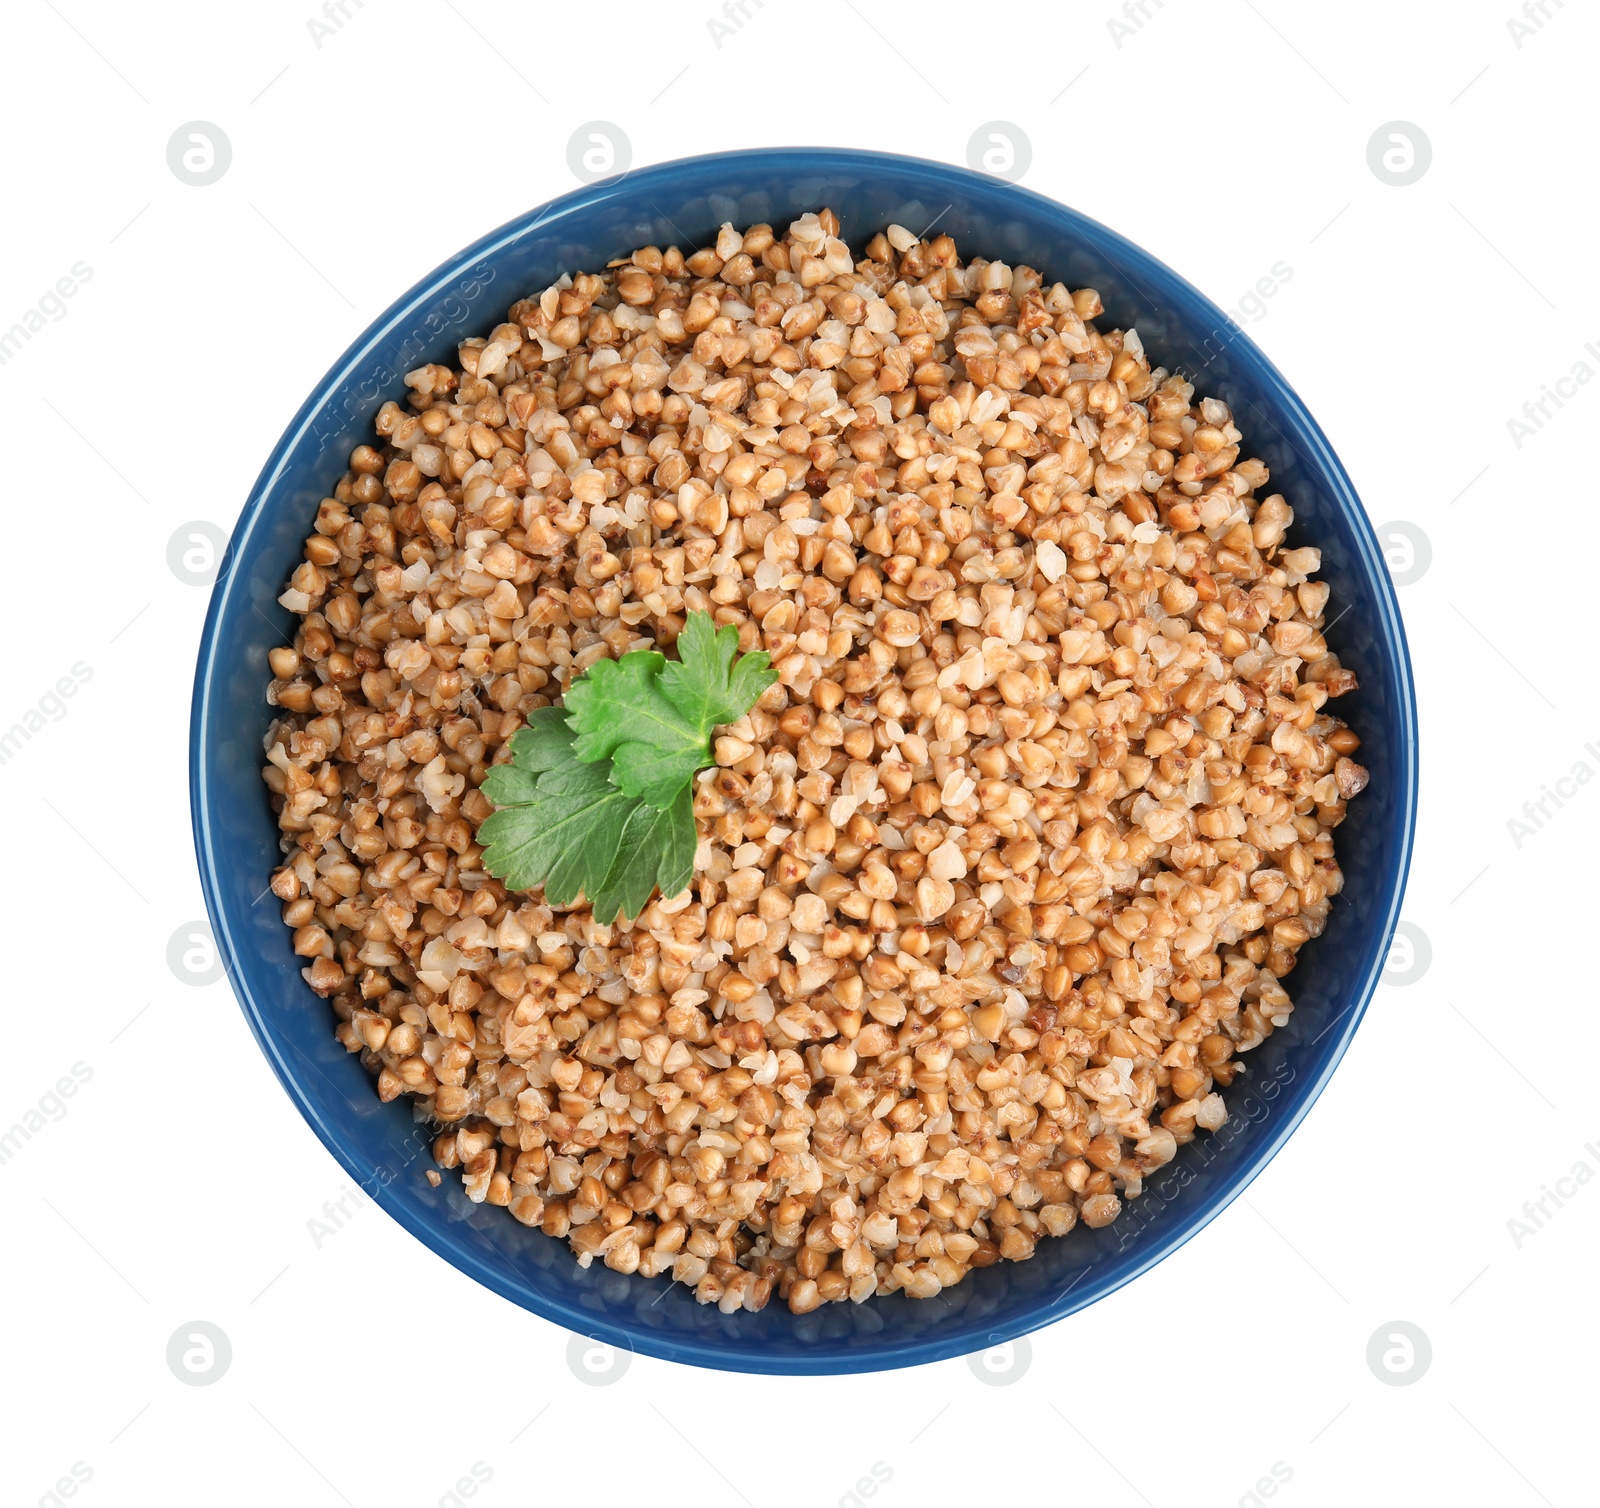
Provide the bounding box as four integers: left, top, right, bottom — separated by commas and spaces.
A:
2, 2, 1592, 1504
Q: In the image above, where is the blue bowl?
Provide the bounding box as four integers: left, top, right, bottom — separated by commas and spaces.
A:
191, 147, 1417, 1374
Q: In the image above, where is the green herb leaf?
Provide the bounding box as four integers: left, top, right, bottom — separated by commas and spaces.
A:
510, 705, 582, 772
478, 706, 698, 923
477, 613, 767, 921
479, 709, 567, 806
565, 612, 775, 808
586, 783, 696, 925
477, 756, 636, 908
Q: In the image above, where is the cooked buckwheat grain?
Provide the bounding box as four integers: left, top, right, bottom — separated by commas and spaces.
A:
263, 208, 1368, 1314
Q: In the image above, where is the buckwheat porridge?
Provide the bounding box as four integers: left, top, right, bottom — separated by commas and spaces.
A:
262, 209, 1369, 1315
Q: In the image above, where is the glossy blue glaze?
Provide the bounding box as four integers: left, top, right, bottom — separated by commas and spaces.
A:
191, 148, 1417, 1374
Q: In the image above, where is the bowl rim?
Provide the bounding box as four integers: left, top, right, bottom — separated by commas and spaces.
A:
191, 145, 1418, 1374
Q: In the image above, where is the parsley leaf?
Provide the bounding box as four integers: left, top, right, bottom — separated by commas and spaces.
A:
476, 612, 769, 923
586, 783, 696, 924
478, 750, 636, 908
565, 612, 775, 808
509, 705, 580, 772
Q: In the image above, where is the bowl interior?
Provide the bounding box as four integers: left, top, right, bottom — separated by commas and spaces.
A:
192, 148, 1416, 1374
